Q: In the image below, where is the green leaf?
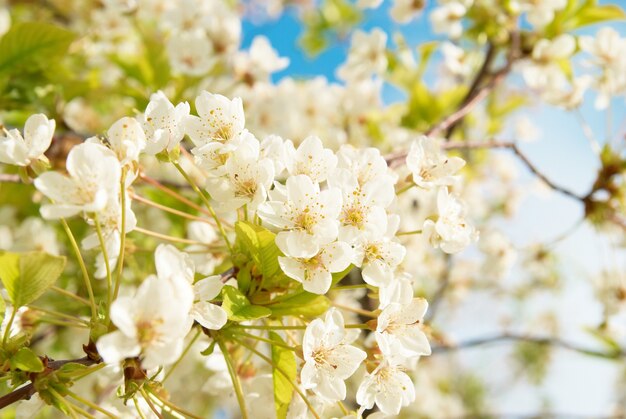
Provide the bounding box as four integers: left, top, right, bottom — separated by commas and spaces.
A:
10, 347, 44, 372
235, 221, 282, 280
56, 362, 88, 375
270, 292, 330, 318
0, 251, 66, 307
221, 285, 272, 322
270, 332, 296, 419
0, 22, 76, 74
570, 4, 625, 28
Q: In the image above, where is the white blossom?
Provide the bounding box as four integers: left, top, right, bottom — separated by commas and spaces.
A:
259, 174, 342, 258
423, 187, 477, 254
301, 308, 366, 401
376, 298, 431, 358
141, 91, 190, 155
0, 114, 55, 167
406, 136, 465, 189
278, 241, 353, 295
35, 142, 121, 219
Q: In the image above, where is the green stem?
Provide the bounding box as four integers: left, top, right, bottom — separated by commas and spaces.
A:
60, 219, 97, 320
50, 286, 90, 306
233, 337, 321, 419
332, 284, 371, 291
93, 214, 112, 312
29, 306, 89, 325
2, 306, 17, 346
114, 170, 128, 302
171, 161, 232, 252
145, 386, 203, 419
133, 397, 148, 419
233, 324, 307, 331
133, 227, 204, 245
397, 229, 423, 236
216, 338, 249, 419
163, 328, 201, 383
231, 330, 298, 352
66, 390, 116, 418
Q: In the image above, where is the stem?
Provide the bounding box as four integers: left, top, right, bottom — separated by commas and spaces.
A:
133, 227, 204, 245
332, 303, 378, 318
93, 214, 112, 313
332, 284, 371, 291
60, 219, 97, 320
133, 397, 148, 419
231, 330, 298, 352
66, 390, 116, 418
29, 306, 89, 325
2, 306, 17, 346
144, 386, 203, 419
114, 170, 128, 301
234, 337, 321, 419
131, 193, 212, 224
163, 328, 202, 383
171, 161, 232, 253
50, 286, 90, 306
139, 173, 213, 218
139, 388, 164, 419
217, 338, 249, 419
233, 324, 307, 330
397, 229, 423, 236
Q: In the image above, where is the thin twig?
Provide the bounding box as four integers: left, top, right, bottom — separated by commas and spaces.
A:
0, 357, 100, 409
432, 333, 625, 359
386, 140, 584, 201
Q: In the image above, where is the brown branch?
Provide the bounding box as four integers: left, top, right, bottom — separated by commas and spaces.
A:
425, 32, 522, 139
386, 140, 584, 201
441, 43, 497, 138
431, 333, 625, 359
0, 356, 100, 409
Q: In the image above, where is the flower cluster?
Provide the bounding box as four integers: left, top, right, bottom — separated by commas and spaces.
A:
1, 89, 478, 417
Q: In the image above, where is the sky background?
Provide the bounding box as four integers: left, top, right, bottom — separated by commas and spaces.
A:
241, 1, 626, 415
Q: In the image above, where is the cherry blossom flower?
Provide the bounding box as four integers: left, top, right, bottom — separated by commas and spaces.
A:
140, 91, 190, 155
285, 136, 337, 183
258, 174, 342, 258
278, 241, 353, 295
356, 337, 416, 415
423, 187, 478, 254
406, 136, 465, 189
301, 308, 366, 401
186, 92, 245, 146
96, 274, 192, 369
0, 114, 55, 167
376, 298, 431, 358
34, 142, 121, 219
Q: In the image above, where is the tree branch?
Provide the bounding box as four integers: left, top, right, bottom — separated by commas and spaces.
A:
431, 333, 625, 359
386, 140, 584, 201
426, 32, 521, 139
0, 356, 101, 409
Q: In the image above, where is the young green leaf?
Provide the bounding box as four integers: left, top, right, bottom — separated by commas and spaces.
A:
10, 347, 44, 372
0, 22, 76, 74
270, 292, 330, 318
221, 285, 272, 321
270, 332, 296, 419
235, 221, 282, 280
0, 251, 66, 307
